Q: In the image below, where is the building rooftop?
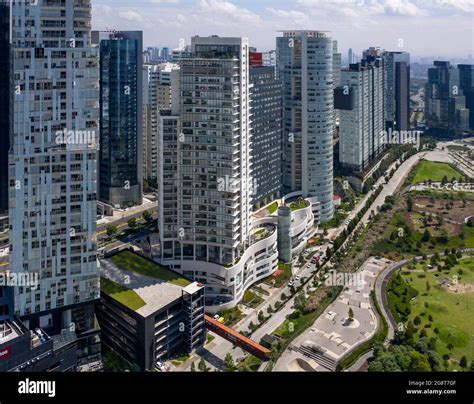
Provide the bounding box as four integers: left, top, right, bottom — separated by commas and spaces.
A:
0, 321, 22, 345
100, 250, 197, 318
108, 250, 191, 287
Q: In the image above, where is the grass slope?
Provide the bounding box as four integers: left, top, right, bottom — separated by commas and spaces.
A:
101, 277, 146, 311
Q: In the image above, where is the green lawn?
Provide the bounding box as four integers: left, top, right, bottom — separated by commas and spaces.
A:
238, 354, 262, 372
388, 257, 474, 371
464, 225, 474, 248
263, 261, 292, 288
101, 277, 146, 311
242, 290, 264, 308
267, 202, 279, 215
206, 334, 215, 345
110, 250, 191, 287
171, 353, 190, 367
411, 160, 464, 184
218, 306, 244, 327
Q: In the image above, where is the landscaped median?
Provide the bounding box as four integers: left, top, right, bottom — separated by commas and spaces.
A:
264, 286, 343, 371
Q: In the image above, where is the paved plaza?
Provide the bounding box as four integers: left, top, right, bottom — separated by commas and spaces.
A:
274, 257, 392, 371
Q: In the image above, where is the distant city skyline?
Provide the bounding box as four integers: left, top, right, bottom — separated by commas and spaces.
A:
92, 0, 473, 59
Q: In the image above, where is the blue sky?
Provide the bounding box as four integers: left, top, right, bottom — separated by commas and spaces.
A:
92, 0, 474, 59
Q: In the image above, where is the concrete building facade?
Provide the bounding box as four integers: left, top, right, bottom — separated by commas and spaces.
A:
8, 0, 101, 366
157, 36, 278, 312
337, 56, 386, 172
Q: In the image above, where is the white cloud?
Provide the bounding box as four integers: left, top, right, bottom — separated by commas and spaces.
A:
92, 0, 473, 58
433, 0, 474, 13
118, 10, 143, 22
198, 0, 262, 24
383, 0, 426, 17
266, 7, 311, 23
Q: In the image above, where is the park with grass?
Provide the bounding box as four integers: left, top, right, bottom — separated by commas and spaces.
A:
371, 191, 474, 261
386, 256, 474, 371
110, 250, 191, 287
410, 160, 465, 185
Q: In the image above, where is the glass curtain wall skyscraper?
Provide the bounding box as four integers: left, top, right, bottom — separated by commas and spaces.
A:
93, 31, 143, 208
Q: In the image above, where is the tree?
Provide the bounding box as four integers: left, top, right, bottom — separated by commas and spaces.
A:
106, 225, 118, 238
127, 218, 137, 229
257, 311, 265, 324
414, 316, 421, 326
294, 292, 306, 312
348, 308, 354, 322
190, 362, 196, 372
422, 229, 431, 242
224, 353, 236, 372
460, 356, 468, 370
409, 351, 431, 372
142, 210, 153, 224
198, 358, 208, 372
407, 196, 413, 212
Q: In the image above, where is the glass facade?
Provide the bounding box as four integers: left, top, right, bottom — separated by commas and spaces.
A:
98, 33, 143, 207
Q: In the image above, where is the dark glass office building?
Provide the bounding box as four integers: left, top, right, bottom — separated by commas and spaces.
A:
93, 31, 143, 208
0, 0, 11, 214
384, 51, 410, 132
249, 65, 283, 209
425, 61, 470, 133
458, 64, 474, 130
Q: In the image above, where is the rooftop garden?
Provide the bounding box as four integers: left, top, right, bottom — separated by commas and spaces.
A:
288, 198, 310, 212
110, 250, 191, 287
267, 201, 279, 215
100, 277, 146, 311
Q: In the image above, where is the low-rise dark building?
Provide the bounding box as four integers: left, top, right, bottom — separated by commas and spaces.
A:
97, 251, 206, 371
0, 318, 77, 372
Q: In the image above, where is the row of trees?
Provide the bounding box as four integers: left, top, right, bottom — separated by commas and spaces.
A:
105, 210, 154, 238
